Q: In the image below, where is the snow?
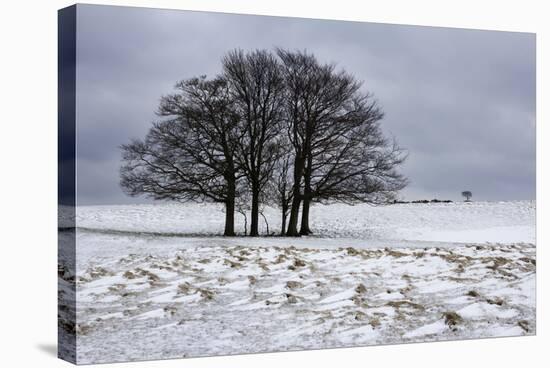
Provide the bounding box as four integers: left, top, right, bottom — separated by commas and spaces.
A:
57, 200, 536, 364
338, 325, 379, 342
401, 225, 534, 244
73, 200, 535, 246
320, 288, 357, 304
403, 320, 447, 339
457, 302, 518, 320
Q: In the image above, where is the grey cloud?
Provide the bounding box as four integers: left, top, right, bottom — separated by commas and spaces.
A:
74, 4, 535, 205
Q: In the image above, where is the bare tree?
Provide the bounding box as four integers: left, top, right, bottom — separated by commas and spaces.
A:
222, 49, 285, 236
120, 76, 242, 236
259, 207, 271, 235
276, 154, 295, 236
277, 49, 407, 236
235, 193, 250, 235
263, 152, 295, 236
462, 191, 472, 202
275, 49, 314, 236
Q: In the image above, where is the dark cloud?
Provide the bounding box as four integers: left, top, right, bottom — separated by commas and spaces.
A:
74, 4, 535, 205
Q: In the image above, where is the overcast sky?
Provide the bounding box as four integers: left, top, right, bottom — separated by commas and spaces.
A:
75, 4, 535, 205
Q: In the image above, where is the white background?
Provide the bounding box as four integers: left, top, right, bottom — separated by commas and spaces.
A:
0, 0, 547, 367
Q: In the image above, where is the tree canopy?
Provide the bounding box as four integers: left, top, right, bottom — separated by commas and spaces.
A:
120, 48, 408, 236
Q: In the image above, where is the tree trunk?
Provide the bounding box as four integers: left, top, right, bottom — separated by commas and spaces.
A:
223, 178, 236, 236
300, 152, 313, 235
280, 205, 287, 236
260, 212, 270, 235
286, 156, 304, 237
224, 199, 235, 236
240, 210, 248, 235
250, 186, 260, 237
299, 197, 312, 235
286, 195, 301, 236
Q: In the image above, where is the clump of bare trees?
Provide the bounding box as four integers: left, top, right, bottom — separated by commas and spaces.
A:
121, 48, 407, 237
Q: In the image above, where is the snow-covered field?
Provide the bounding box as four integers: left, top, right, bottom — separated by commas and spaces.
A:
58, 201, 536, 364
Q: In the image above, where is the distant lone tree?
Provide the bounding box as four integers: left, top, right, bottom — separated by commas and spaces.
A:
461, 191, 473, 202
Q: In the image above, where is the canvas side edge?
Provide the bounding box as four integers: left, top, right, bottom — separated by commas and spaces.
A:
58, 4, 77, 365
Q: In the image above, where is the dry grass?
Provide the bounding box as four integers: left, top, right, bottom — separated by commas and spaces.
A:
518, 320, 530, 332
286, 281, 303, 289
386, 300, 424, 311
443, 311, 463, 328
466, 290, 480, 297
355, 283, 367, 294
